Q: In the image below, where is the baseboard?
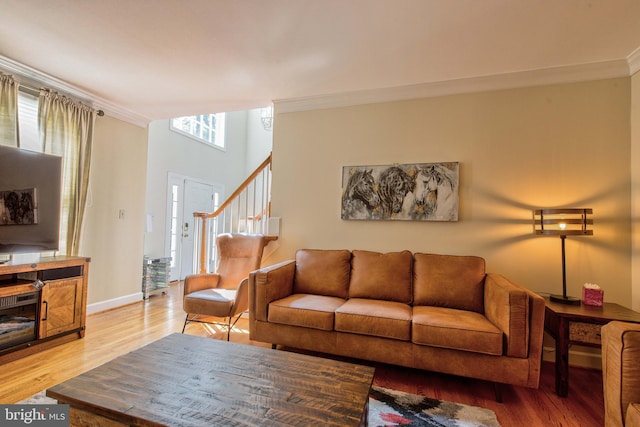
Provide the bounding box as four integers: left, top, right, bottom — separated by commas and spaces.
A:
87, 292, 143, 315
542, 345, 602, 370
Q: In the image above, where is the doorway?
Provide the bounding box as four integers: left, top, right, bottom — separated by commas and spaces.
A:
165, 173, 223, 281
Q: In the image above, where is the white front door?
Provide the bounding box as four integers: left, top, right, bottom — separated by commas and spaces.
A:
180, 180, 215, 279
166, 174, 221, 281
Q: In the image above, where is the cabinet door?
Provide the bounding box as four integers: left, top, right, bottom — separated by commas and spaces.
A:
38, 277, 84, 338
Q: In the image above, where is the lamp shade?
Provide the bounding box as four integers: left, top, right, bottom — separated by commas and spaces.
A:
533, 208, 593, 236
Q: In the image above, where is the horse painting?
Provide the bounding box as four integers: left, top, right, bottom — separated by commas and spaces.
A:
377, 166, 415, 219
341, 162, 458, 221
341, 168, 381, 219
409, 163, 458, 221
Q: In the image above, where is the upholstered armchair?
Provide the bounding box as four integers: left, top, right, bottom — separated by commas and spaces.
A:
602, 321, 640, 427
182, 233, 266, 340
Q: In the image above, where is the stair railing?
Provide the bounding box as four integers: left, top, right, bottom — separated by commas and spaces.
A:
193, 154, 272, 274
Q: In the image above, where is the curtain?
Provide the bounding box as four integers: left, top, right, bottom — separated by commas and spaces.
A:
39, 89, 95, 256
0, 73, 19, 147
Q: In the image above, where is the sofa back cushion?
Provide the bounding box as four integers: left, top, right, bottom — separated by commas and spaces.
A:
349, 250, 413, 303
413, 253, 486, 313
293, 249, 351, 298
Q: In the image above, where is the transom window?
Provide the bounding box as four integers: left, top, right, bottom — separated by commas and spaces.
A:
170, 113, 226, 149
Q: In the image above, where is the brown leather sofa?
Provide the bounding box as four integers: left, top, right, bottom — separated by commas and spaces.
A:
602, 321, 640, 427
248, 249, 545, 389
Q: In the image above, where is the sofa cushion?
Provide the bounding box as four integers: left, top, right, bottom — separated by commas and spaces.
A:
349, 250, 413, 303
184, 289, 234, 317
413, 253, 486, 313
268, 294, 346, 331
293, 249, 351, 298
412, 305, 503, 355
335, 298, 412, 341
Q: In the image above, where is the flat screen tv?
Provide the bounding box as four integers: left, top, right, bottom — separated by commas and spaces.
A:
0, 145, 62, 255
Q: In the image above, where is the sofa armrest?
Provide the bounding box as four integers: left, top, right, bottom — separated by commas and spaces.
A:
627, 403, 640, 427
249, 260, 296, 322
602, 321, 640, 427
484, 273, 538, 358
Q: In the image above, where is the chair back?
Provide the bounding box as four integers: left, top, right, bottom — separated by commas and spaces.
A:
216, 233, 266, 289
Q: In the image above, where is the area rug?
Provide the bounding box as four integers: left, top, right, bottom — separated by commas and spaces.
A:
21, 386, 501, 426
369, 386, 500, 427
18, 390, 56, 405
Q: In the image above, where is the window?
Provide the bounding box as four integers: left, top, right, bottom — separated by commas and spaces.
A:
170, 113, 226, 149
15, 89, 65, 253
17, 89, 40, 152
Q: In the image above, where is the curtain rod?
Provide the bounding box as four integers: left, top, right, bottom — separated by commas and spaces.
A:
17, 81, 105, 117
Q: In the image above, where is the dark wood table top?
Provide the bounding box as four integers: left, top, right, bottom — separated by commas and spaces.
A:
543, 296, 640, 323
47, 333, 374, 426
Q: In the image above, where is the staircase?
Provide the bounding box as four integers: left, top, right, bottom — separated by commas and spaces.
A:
193, 154, 275, 273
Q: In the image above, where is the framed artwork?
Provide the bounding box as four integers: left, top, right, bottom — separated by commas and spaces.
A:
0, 188, 38, 225
341, 162, 459, 221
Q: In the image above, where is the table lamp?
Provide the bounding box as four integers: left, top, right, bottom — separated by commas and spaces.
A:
533, 208, 593, 305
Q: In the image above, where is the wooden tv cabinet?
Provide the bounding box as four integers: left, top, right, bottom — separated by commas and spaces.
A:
0, 256, 90, 365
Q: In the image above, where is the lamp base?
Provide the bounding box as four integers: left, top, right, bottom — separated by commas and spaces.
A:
550, 294, 581, 305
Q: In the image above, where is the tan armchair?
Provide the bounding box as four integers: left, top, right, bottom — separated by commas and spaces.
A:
182, 233, 266, 340
602, 321, 640, 427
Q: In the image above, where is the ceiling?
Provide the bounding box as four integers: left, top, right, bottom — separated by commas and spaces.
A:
1, 0, 640, 126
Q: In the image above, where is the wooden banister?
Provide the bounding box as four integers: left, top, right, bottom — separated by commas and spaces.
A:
198, 154, 272, 220
194, 153, 273, 273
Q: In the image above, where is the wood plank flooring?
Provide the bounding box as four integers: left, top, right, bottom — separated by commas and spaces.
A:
0, 282, 604, 426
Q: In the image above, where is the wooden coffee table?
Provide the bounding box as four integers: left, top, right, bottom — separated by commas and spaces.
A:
47, 333, 374, 426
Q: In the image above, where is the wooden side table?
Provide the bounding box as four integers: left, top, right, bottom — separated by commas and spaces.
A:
543, 296, 640, 397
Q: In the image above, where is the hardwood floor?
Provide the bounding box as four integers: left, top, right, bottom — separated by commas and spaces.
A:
0, 283, 604, 426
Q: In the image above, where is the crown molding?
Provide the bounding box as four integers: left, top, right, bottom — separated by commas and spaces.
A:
1, 54, 635, 122
0, 55, 150, 128
628, 47, 640, 76
276, 59, 632, 113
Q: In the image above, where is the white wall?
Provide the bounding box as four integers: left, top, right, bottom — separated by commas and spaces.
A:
81, 115, 149, 306
246, 108, 274, 175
